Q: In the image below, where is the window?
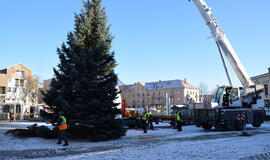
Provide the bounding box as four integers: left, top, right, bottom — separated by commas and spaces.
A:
0, 87, 5, 94
3, 105, 10, 113
230, 88, 239, 101
264, 84, 269, 96
8, 78, 12, 83
21, 71, 25, 78
12, 87, 16, 93
8, 87, 11, 92
16, 105, 21, 114
215, 87, 223, 103
20, 80, 24, 87
177, 91, 180, 95
15, 71, 25, 79
15, 79, 19, 86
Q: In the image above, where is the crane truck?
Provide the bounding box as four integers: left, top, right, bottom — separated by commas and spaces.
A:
189, 0, 266, 131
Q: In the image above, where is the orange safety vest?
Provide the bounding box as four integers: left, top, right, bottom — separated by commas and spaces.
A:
59, 116, 67, 130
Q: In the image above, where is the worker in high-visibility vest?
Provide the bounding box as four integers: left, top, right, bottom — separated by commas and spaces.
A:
175, 111, 182, 131
142, 110, 148, 133
57, 111, 69, 146
147, 110, 154, 130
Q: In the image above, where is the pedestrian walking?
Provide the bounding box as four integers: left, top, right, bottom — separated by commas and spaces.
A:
9, 110, 14, 122
175, 111, 182, 131
57, 111, 69, 146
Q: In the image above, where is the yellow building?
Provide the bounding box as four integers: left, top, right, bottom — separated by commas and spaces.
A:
0, 64, 39, 119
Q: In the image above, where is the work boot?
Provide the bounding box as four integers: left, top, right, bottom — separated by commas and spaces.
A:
63, 143, 69, 146
57, 141, 61, 144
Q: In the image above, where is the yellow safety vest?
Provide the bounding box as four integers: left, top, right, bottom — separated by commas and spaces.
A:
176, 112, 181, 121
142, 113, 147, 121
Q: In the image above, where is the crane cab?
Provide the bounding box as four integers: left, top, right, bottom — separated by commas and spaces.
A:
214, 86, 241, 108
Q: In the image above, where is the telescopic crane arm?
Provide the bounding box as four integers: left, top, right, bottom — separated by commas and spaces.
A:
191, 0, 254, 89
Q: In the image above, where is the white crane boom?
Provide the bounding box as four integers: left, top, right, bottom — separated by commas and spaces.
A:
191, 0, 254, 89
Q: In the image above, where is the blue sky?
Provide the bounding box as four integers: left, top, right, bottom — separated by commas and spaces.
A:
0, 0, 269, 91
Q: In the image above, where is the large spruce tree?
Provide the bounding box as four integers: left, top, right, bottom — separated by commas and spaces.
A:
42, 0, 126, 141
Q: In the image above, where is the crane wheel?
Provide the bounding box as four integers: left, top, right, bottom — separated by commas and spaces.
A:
252, 114, 262, 127
235, 120, 246, 131
225, 120, 235, 131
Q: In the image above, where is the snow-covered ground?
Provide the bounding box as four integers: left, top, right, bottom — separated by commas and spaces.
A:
1, 121, 270, 160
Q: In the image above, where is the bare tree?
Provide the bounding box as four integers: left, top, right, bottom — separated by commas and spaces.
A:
199, 82, 209, 96
198, 82, 210, 103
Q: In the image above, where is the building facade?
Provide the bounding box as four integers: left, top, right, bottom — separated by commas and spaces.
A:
37, 78, 52, 104
119, 79, 200, 111
43, 79, 52, 92
0, 64, 39, 119
251, 67, 270, 99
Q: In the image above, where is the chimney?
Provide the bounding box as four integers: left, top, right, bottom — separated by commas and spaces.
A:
268, 67, 270, 74
184, 78, 187, 83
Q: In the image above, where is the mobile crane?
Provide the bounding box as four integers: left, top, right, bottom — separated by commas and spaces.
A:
190, 0, 265, 130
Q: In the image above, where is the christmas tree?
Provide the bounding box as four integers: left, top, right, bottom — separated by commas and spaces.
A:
42, 0, 126, 141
